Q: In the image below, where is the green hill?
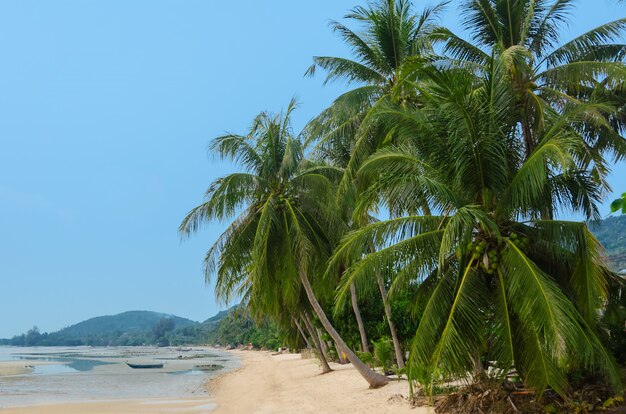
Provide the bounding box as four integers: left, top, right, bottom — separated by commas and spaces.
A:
202, 308, 233, 327
2, 310, 217, 347
59, 310, 198, 336
591, 215, 626, 273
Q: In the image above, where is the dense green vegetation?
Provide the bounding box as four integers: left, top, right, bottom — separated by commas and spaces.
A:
205, 310, 282, 350
181, 0, 626, 406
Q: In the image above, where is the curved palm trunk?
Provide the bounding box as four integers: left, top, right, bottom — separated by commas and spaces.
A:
299, 270, 389, 388
293, 318, 313, 350
350, 282, 369, 353
316, 328, 331, 361
302, 313, 332, 374
335, 342, 348, 364
376, 271, 405, 369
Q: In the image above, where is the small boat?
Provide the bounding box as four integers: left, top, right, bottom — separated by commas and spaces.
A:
126, 362, 164, 369
194, 363, 224, 371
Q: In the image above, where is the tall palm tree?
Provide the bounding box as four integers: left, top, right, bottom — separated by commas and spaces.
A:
306, 0, 445, 184
307, 0, 445, 367
432, 0, 626, 178
331, 57, 622, 396
179, 100, 388, 388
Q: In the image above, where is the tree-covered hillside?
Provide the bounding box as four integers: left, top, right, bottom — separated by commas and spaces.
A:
59, 311, 197, 336
1, 310, 206, 347
592, 215, 626, 273
0, 306, 284, 348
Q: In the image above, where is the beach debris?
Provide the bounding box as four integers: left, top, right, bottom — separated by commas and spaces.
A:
387, 394, 406, 405
432, 381, 624, 413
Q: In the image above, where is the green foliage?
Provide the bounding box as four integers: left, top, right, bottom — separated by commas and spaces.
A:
373, 337, 395, 372
356, 351, 374, 367
206, 309, 283, 350
611, 193, 626, 214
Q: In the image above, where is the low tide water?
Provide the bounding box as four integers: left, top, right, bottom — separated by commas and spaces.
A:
0, 346, 239, 409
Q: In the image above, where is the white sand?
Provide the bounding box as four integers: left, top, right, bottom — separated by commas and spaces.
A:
209, 350, 429, 414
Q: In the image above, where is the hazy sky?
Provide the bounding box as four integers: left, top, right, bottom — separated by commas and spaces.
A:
1, 0, 624, 338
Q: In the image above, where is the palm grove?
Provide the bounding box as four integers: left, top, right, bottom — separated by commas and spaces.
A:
181, 0, 626, 400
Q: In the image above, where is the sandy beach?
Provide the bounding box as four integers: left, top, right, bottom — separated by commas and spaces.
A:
1, 350, 430, 413
209, 350, 426, 414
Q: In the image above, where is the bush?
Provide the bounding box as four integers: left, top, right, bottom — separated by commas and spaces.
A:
373, 337, 394, 372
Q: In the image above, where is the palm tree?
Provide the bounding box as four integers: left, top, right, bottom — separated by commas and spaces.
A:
307, 0, 445, 367
305, 0, 445, 184
238, 268, 334, 373
432, 0, 626, 181
179, 100, 388, 388
331, 57, 622, 396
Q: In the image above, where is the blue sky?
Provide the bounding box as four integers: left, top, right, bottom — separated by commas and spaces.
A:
0, 0, 624, 338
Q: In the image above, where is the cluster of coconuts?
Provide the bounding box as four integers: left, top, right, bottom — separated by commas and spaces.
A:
277, 194, 289, 206
467, 240, 500, 275
466, 232, 530, 275
509, 232, 530, 250
276, 193, 298, 209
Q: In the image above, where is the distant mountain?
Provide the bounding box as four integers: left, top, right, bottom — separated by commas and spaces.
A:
591, 215, 626, 273
59, 310, 198, 336
1, 309, 229, 347
202, 307, 236, 327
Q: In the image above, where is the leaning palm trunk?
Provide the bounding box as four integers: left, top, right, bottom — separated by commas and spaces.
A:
316, 328, 331, 361
293, 318, 313, 350
302, 314, 332, 374
335, 342, 348, 364
299, 270, 389, 388
370, 239, 405, 369
376, 271, 405, 369
350, 282, 369, 353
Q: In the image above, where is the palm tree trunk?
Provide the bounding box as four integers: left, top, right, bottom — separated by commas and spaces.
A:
293, 317, 313, 350
350, 282, 369, 353
521, 115, 534, 160
316, 328, 331, 361
376, 271, 405, 369
299, 270, 389, 388
302, 313, 332, 374
335, 342, 348, 364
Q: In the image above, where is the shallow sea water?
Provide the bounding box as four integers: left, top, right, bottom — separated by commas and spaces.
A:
0, 346, 238, 408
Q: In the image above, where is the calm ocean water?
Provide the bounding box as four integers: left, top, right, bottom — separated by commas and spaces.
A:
0, 346, 239, 408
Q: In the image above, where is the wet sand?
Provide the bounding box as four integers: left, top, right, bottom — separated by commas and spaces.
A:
0, 346, 234, 413
0, 398, 216, 413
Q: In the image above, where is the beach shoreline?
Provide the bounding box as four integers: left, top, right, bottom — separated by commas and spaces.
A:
0, 349, 431, 413
0, 346, 232, 413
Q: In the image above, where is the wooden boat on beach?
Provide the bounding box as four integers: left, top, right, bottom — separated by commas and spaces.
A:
126, 362, 164, 369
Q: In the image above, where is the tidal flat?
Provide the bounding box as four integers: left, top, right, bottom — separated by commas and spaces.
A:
0, 346, 239, 409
